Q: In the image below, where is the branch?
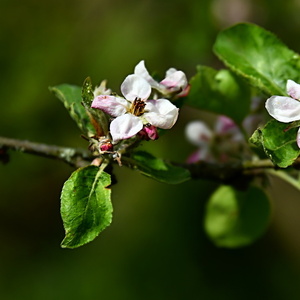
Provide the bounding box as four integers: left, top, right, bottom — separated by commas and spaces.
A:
0, 136, 93, 168
0, 136, 283, 187
179, 159, 275, 189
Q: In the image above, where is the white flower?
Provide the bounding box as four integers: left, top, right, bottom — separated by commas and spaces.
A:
91, 74, 179, 142
134, 60, 189, 96
185, 121, 213, 162
265, 79, 300, 147
185, 116, 244, 163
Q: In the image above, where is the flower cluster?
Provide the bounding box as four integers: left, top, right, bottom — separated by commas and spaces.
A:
91, 61, 188, 143
185, 116, 246, 163
265, 79, 300, 147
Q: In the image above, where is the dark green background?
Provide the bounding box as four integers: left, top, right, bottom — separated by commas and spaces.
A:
1, 0, 300, 299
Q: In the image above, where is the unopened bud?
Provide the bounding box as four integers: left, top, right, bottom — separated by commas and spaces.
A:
100, 141, 113, 152
138, 125, 159, 140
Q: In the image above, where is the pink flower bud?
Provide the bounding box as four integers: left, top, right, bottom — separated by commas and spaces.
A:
100, 142, 113, 152
138, 125, 159, 140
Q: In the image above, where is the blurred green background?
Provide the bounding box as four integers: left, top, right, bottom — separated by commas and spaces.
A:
2, 0, 300, 299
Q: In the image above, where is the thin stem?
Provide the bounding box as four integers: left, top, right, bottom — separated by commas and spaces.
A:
242, 159, 275, 170
0, 136, 93, 168
177, 158, 278, 188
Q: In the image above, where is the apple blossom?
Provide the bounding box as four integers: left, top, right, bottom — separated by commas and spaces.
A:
265, 79, 300, 147
185, 121, 213, 162
134, 60, 189, 97
185, 116, 244, 163
91, 74, 179, 142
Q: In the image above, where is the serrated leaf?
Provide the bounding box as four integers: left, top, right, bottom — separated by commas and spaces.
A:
130, 151, 191, 184
60, 165, 113, 249
204, 185, 271, 248
213, 23, 300, 96
250, 119, 300, 168
186, 66, 251, 124
249, 127, 263, 148
81, 77, 109, 137
49, 84, 96, 137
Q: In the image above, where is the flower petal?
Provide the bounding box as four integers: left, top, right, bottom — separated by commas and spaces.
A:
215, 115, 237, 134
265, 96, 300, 123
91, 95, 128, 117
134, 60, 161, 89
110, 114, 143, 142
287, 79, 300, 100
185, 121, 213, 147
215, 116, 243, 142
144, 99, 179, 129
160, 68, 188, 90
143, 125, 159, 140
186, 147, 211, 163
121, 74, 151, 101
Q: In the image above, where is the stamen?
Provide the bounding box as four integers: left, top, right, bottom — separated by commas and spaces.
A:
130, 98, 146, 116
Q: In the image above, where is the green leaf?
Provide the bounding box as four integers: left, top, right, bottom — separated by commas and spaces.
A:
49, 84, 96, 137
82, 77, 95, 108
250, 119, 300, 168
81, 77, 109, 137
186, 66, 251, 124
204, 185, 271, 248
130, 151, 191, 184
213, 23, 300, 96
60, 165, 113, 249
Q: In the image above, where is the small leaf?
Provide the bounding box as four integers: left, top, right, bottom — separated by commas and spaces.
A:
82, 77, 95, 108
81, 77, 109, 137
214, 23, 300, 96
204, 185, 271, 248
60, 165, 113, 249
49, 84, 96, 137
130, 151, 191, 184
186, 66, 251, 124
250, 119, 300, 168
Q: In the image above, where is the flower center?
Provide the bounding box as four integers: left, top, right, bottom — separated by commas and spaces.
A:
130, 98, 146, 116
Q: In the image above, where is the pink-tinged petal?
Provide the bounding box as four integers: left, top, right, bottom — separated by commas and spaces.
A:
134, 60, 161, 89
215, 115, 237, 134
160, 68, 188, 90
186, 150, 202, 163
176, 84, 190, 97
121, 74, 151, 101
214, 115, 244, 141
110, 114, 143, 142
91, 95, 128, 117
185, 121, 212, 147
186, 147, 211, 163
141, 125, 159, 140
287, 80, 300, 100
265, 95, 300, 123
297, 128, 300, 148
144, 99, 179, 129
